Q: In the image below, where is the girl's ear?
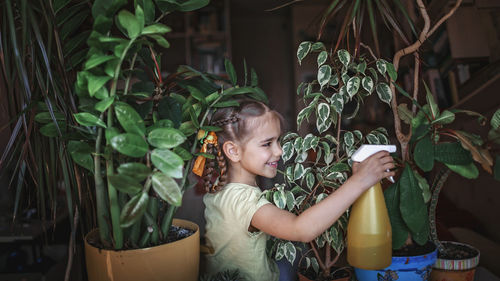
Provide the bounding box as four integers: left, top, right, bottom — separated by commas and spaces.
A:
222, 141, 240, 162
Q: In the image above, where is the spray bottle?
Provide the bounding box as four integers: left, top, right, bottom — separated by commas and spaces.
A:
347, 144, 395, 270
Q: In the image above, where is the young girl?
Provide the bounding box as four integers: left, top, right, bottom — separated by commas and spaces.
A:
196, 99, 395, 281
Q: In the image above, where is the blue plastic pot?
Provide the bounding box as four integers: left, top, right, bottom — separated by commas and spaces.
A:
354, 246, 437, 281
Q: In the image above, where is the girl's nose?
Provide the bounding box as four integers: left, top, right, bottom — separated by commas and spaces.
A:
274, 143, 283, 157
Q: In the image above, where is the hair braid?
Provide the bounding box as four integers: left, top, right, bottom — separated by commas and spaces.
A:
203, 144, 216, 193
211, 115, 239, 127
215, 147, 227, 191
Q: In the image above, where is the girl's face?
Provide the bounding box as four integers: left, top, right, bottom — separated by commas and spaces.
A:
235, 112, 283, 184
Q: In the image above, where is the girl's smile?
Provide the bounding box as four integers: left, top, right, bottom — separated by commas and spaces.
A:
228, 112, 283, 185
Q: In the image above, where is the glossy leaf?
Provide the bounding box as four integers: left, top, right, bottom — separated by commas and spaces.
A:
282, 142, 294, 162
346, 76, 360, 98
120, 192, 149, 228
284, 242, 297, 265
317, 51, 328, 67
331, 93, 344, 114
111, 133, 149, 158
317, 65, 332, 89
151, 148, 184, 178
74, 113, 106, 128
84, 54, 115, 70
343, 131, 354, 147
297, 41, 312, 65
115, 102, 146, 136
273, 191, 286, 210
68, 141, 94, 172
95, 96, 115, 112
151, 172, 182, 206
361, 76, 374, 94
293, 163, 305, 181
337, 49, 350, 66
376, 82, 392, 105
147, 128, 186, 148
117, 162, 151, 181
434, 142, 473, 165
108, 174, 142, 194
148, 34, 170, 48
87, 74, 111, 97
376, 59, 387, 75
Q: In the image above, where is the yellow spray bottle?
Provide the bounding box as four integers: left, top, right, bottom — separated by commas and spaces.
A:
347, 144, 395, 270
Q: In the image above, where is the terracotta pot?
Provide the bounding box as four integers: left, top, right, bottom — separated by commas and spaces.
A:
84, 218, 200, 281
430, 241, 480, 281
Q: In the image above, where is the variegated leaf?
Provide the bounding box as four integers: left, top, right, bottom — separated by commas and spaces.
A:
376, 59, 387, 75
341, 73, 349, 85
316, 116, 332, 134
318, 65, 332, 89
353, 130, 363, 140
366, 133, 379, 144
316, 193, 328, 204
317, 103, 330, 123
282, 141, 295, 162
331, 93, 344, 114
293, 163, 305, 180
295, 151, 308, 163
285, 191, 295, 211
344, 131, 354, 147
337, 49, 350, 66
317, 51, 328, 67
284, 242, 297, 265
376, 82, 392, 105
329, 74, 339, 86
362, 76, 374, 94
347, 76, 361, 98
306, 172, 315, 190
295, 195, 306, 207
286, 166, 294, 182
297, 41, 312, 65
273, 190, 287, 209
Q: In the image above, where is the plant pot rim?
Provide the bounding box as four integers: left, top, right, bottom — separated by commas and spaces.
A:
84, 218, 199, 253
434, 241, 480, 270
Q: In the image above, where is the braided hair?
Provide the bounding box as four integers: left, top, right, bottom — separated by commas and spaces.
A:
202, 99, 283, 193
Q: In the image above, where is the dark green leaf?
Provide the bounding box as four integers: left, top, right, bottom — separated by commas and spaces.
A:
399, 165, 427, 234
434, 142, 473, 165
151, 172, 182, 206
224, 58, 237, 86
147, 128, 186, 148
414, 136, 434, 172
111, 133, 149, 158
68, 141, 94, 172
445, 163, 479, 179
115, 102, 146, 136
120, 192, 149, 228
151, 148, 184, 178
34, 112, 66, 123
173, 146, 193, 161
158, 96, 182, 127
74, 113, 107, 128
384, 181, 408, 249
141, 23, 171, 35
108, 174, 142, 194
84, 54, 115, 70
117, 162, 151, 181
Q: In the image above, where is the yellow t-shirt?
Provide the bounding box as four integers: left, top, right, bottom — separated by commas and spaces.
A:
203, 183, 279, 281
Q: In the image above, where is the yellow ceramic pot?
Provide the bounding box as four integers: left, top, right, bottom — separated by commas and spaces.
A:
85, 218, 200, 281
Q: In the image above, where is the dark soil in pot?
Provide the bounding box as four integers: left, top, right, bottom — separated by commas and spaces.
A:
299, 266, 351, 281
87, 225, 195, 250
393, 241, 436, 257
438, 241, 479, 260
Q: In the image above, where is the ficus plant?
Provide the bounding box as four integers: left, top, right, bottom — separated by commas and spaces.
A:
34, 0, 268, 251
263, 44, 395, 279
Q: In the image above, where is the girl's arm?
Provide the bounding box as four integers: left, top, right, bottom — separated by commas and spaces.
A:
251, 151, 395, 242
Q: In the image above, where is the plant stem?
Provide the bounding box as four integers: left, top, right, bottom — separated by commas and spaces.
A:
429, 168, 451, 253
94, 125, 111, 248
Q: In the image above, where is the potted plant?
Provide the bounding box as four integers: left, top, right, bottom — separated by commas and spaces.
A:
1, 0, 268, 280
264, 0, 498, 280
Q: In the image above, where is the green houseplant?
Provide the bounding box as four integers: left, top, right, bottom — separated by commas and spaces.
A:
264, 0, 498, 280
1, 0, 268, 280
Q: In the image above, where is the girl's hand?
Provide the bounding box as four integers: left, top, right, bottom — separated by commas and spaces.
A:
352, 151, 395, 189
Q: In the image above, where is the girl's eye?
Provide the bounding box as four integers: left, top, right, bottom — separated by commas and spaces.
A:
263, 142, 271, 147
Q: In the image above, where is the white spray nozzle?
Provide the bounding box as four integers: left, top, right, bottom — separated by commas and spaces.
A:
351, 145, 396, 183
